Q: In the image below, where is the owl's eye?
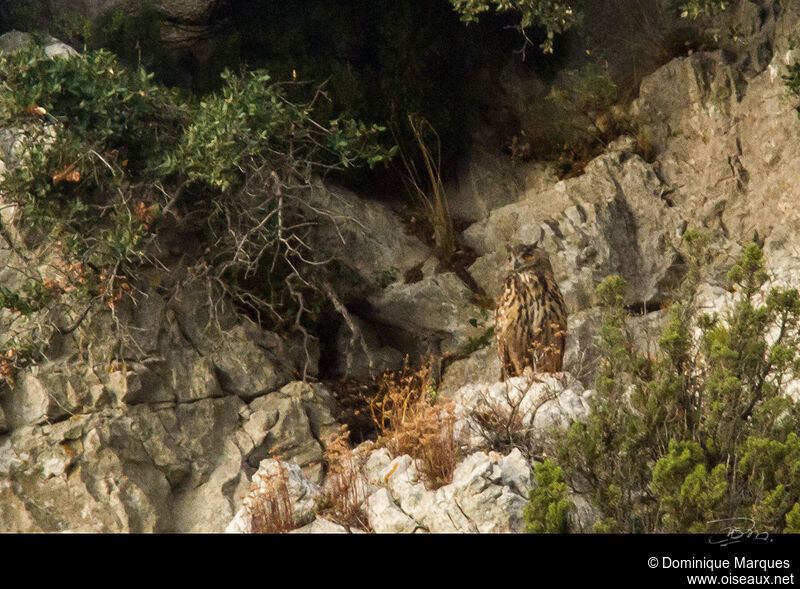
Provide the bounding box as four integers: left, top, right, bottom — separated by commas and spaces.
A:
523, 254, 533, 260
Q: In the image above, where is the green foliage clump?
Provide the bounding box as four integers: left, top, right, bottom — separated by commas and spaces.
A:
550, 238, 800, 533
164, 67, 393, 325
524, 459, 574, 533
88, 4, 168, 76
466, 308, 495, 354
449, 0, 583, 53
23, 2, 184, 88
650, 440, 728, 532
784, 62, 800, 120
520, 60, 618, 170
0, 281, 55, 316
785, 502, 800, 532
377, 267, 398, 289
0, 42, 393, 383
559, 62, 619, 111
0, 45, 184, 275
172, 70, 391, 191
738, 433, 800, 530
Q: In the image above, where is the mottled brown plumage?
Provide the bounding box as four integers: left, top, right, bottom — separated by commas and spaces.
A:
494, 244, 567, 380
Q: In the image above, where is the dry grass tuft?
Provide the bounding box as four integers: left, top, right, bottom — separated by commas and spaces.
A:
400, 400, 456, 489
323, 425, 370, 531
395, 116, 456, 264
247, 459, 296, 534
366, 358, 457, 489
468, 372, 577, 462
633, 127, 657, 163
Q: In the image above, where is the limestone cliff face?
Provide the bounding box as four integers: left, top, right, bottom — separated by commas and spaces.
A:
2, 0, 800, 532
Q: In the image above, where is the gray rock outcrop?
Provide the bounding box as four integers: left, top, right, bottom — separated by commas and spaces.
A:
463, 149, 686, 312
0, 375, 341, 532
364, 449, 533, 533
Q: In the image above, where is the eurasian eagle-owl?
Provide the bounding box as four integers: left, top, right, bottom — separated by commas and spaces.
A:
494, 244, 567, 380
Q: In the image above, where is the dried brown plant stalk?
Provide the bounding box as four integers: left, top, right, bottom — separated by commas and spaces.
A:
366, 358, 457, 489
395, 115, 456, 263
248, 459, 296, 534
367, 357, 430, 438
469, 370, 575, 461
401, 400, 456, 489
323, 425, 370, 531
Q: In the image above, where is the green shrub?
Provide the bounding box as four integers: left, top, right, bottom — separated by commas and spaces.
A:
650, 440, 728, 532
88, 4, 167, 74
524, 459, 574, 533
0, 281, 54, 316
449, 0, 583, 54
0, 42, 393, 383
0, 45, 185, 275
552, 239, 800, 533
520, 60, 618, 168
165, 67, 393, 326
785, 502, 800, 533
785, 62, 800, 119
466, 309, 495, 354
171, 70, 391, 191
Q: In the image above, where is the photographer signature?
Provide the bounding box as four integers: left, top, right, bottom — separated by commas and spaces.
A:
706, 518, 772, 547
